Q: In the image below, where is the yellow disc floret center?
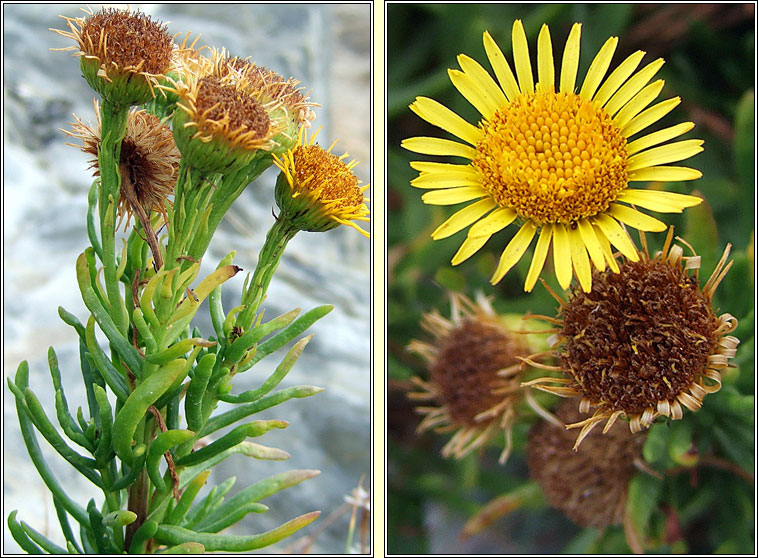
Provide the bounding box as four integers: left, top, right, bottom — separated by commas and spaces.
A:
473, 90, 628, 225
292, 145, 364, 211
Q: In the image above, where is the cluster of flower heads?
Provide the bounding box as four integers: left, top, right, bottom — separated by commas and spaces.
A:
404, 19, 739, 531
56, 6, 369, 239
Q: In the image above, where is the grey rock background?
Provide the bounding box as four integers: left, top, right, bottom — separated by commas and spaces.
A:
2, 3, 371, 554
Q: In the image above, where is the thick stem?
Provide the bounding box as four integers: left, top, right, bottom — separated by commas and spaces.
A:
124, 469, 149, 551
187, 156, 272, 263
166, 162, 210, 270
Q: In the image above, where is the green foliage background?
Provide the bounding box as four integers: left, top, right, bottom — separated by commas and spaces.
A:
387, 3, 755, 554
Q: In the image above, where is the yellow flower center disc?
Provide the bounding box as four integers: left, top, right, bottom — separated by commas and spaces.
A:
292, 145, 364, 211
473, 90, 629, 225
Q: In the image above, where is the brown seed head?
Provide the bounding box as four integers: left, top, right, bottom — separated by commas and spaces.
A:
65, 104, 179, 228
223, 57, 315, 126
561, 257, 718, 414
523, 230, 739, 447
406, 293, 534, 462
195, 76, 270, 140
79, 8, 173, 75
431, 316, 522, 426
527, 400, 643, 528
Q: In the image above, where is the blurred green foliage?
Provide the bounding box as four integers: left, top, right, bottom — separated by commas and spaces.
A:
387, 3, 755, 554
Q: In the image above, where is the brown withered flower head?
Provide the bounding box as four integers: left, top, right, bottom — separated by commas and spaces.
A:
523, 227, 739, 449
216, 51, 317, 130
527, 399, 644, 529
65, 101, 180, 230
166, 48, 278, 173
53, 7, 174, 105
407, 292, 535, 463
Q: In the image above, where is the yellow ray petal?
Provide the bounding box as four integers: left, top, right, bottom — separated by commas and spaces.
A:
593, 50, 645, 107
568, 226, 592, 292
536, 24, 554, 92
621, 97, 681, 138
612, 80, 664, 130
604, 58, 664, 117
593, 223, 621, 273
491, 221, 537, 284
626, 122, 695, 155
411, 171, 481, 189
457, 54, 508, 109
608, 203, 667, 232
512, 20, 534, 95
560, 23, 582, 94
468, 207, 518, 238
432, 198, 497, 239
448, 68, 499, 120
593, 213, 640, 261
616, 189, 702, 213
421, 186, 486, 205
452, 234, 489, 265
402, 136, 478, 159
483, 30, 521, 101
577, 218, 605, 272
524, 225, 553, 292
579, 36, 618, 101
552, 223, 572, 289
627, 139, 704, 171
410, 161, 478, 174
409, 96, 483, 145
627, 165, 703, 183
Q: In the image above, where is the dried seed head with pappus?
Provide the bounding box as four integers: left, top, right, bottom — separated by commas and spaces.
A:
52, 7, 174, 105
407, 292, 545, 463
523, 228, 739, 449
404, 19, 704, 292
64, 102, 180, 231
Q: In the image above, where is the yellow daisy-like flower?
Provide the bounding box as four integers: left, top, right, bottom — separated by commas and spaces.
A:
273, 127, 371, 237
403, 20, 704, 292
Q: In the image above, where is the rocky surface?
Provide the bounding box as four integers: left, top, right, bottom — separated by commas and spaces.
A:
2, 3, 371, 554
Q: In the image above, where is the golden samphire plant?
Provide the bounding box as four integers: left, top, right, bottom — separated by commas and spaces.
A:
7, 7, 369, 554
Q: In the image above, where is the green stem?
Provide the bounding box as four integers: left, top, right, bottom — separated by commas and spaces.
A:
124, 419, 152, 551
167, 161, 211, 270
98, 100, 130, 335
187, 156, 272, 263
237, 216, 298, 330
